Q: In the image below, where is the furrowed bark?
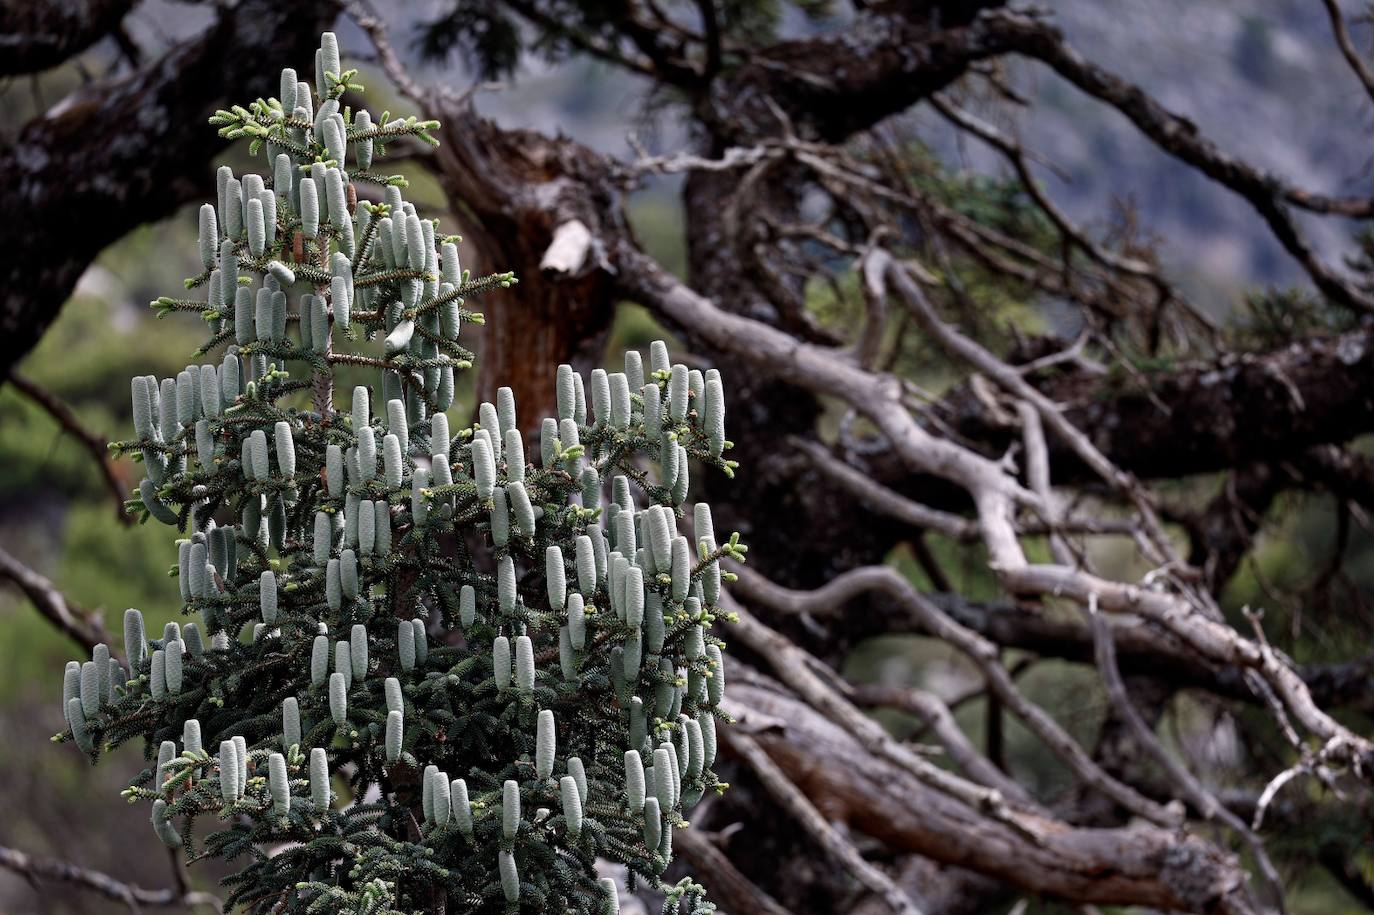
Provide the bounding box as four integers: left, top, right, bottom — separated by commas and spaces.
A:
0, 0, 339, 380
0, 0, 136, 77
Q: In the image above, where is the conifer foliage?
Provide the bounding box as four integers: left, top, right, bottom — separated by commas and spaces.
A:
57, 32, 743, 915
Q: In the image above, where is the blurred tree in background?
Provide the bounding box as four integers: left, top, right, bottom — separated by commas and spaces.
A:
3, 1, 1374, 913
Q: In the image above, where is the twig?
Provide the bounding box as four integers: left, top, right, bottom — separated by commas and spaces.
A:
1321, 0, 1374, 106
1015, 400, 1072, 565
983, 7, 1374, 311
847, 682, 1031, 803
343, 0, 427, 106
790, 436, 1134, 540
8, 372, 133, 525
619, 137, 775, 182
0, 844, 222, 913
730, 567, 1176, 825
1084, 597, 1286, 912
347, 0, 502, 112
1252, 734, 1351, 832
929, 96, 1163, 285
0, 544, 110, 653
673, 828, 796, 915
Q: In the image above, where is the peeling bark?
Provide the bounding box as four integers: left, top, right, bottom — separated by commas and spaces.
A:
726, 680, 1253, 914
424, 108, 620, 427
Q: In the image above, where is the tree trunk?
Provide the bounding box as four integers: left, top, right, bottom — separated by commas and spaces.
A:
0, 0, 339, 380
426, 107, 619, 430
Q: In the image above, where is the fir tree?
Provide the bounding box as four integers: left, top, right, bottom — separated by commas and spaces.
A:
56, 32, 742, 915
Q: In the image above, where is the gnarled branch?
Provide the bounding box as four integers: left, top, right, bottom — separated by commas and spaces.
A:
0, 843, 222, 912
0, 544, 109, 653
8, 371, 132, 525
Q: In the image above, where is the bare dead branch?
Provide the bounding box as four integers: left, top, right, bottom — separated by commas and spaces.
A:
722, 589, 1041, 830
729, 567, 1177, 825
0, 843, 222, 912
673, 827, 796, 915
0, 544, 109, 653
881, 253, 1183, 569
8, 371, 133, 525
790, 436, 979, 540
1321, 0, 1374, 106
1084, 599, 1285, 909
846, 682, 1029, 803
730, 678, 1255, 913
1005, 563, 1374, 773
982, 7, 1374, 310
724, 729, 926, 915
